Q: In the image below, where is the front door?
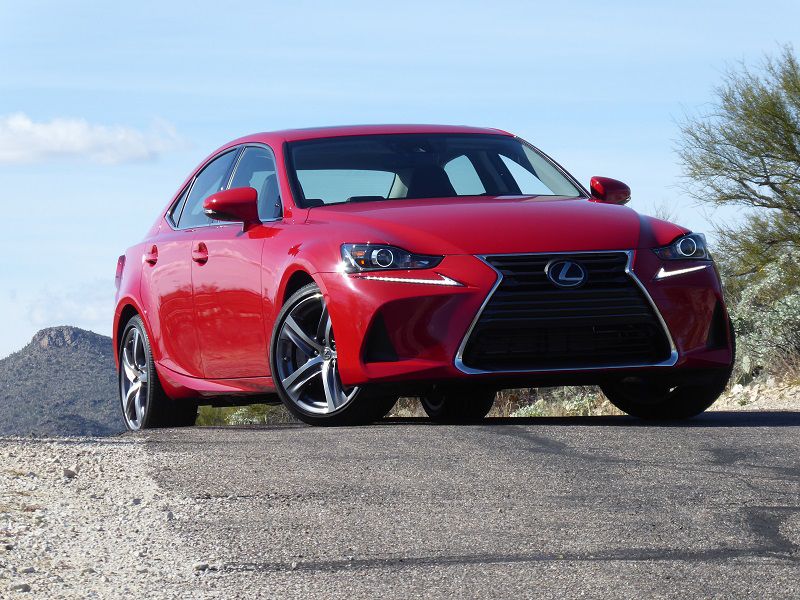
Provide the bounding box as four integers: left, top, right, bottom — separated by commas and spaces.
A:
191, 224, 268, 378
191, 145, 281, 378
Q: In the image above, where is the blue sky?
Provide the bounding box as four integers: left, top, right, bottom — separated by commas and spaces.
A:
1, 0, 798, 357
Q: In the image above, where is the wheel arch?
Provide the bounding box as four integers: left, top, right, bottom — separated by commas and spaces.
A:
113, 298, 157, 369
279, 268, 320, 305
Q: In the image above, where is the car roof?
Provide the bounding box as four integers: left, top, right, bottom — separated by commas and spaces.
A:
227, 124, 513, 145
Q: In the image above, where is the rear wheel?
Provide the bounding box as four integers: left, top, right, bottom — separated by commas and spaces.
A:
420, 387, 496, 423
271, 283, 397, 426
600, 370, 731, 420
119, 316, 197, 430
602, 319, 735, 420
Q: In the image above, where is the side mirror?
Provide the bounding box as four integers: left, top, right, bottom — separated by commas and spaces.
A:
590, 176, 631, 205
204, 187, 261, 229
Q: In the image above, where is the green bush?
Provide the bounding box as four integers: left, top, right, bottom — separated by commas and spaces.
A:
730, 250, 800, 380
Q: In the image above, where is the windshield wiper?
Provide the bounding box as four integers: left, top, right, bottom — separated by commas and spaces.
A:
346, 196, 388, 203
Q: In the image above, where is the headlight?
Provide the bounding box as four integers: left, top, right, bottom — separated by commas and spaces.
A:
341, 244, 443, 273
653, 233, 710, 261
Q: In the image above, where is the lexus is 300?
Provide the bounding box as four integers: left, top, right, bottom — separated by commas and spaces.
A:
113, 125, 734, 428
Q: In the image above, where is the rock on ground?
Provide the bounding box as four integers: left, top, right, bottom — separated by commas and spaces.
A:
0, 438, 216, 599
711, 377, 800, 412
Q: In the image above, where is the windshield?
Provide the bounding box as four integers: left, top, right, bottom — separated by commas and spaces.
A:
286, 134, 584, 207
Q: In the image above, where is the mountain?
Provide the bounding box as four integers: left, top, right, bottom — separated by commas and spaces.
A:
0, 327, 124, 436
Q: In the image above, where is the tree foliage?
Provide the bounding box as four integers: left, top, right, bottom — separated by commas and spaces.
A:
678, 46, 800, 286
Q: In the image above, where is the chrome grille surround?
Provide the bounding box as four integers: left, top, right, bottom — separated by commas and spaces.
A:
454, 250, 678, 375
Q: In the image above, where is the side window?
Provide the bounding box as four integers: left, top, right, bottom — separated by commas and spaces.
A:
521, 146, 582, 196
167, 185, 190, 226
444, 155, 485, 195
498, 155, 555, 196
178, 150, 238, 229
229, 146, 281, 220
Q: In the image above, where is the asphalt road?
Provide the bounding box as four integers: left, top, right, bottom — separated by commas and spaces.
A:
145, 411, 800, 599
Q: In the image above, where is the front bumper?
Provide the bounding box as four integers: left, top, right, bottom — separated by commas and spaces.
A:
316, 250, 734, 389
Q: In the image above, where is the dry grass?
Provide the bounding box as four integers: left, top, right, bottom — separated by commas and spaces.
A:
771, 352, 800, 386
388, 397, 427, 418
389, 387, 623, 419
496, 387, 622, 417
196, 404, 296, 426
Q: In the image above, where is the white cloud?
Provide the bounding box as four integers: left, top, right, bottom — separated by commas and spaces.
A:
25, 279, 114, 336
0, 113, 182, 164
0, 280, 114, 359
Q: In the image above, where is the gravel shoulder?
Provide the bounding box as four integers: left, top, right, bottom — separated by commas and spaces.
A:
0, 438, 215, 598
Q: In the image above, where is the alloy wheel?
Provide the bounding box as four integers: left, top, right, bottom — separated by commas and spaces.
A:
275, 293, 359, 415
120, 326, 149, 430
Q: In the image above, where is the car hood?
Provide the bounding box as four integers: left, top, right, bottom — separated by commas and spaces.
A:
306, 196, 687, 255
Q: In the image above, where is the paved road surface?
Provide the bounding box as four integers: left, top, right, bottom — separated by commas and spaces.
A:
145, 412, 800, 599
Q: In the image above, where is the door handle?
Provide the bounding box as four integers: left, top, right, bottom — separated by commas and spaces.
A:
143, 245, 158, 265
192, 242, 209, 265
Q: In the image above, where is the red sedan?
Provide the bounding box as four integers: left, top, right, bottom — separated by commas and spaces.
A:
113, 124, 734, 428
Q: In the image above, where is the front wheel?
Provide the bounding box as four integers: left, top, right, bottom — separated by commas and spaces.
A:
270, 283, 397, 426
420, 387, 496, 423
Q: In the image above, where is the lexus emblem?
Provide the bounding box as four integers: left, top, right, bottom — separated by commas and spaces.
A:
545, 260, 587, 288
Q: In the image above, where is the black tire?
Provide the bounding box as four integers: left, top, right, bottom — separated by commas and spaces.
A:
601, 319, 735, 420
270, 283, 397, 426
420, 386, 496, 423
169, 403, 199, 427
119, 315, 197, 430
600, 370, 731, 420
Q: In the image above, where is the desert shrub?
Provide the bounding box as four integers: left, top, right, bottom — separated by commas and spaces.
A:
506, 387, 621, 418
196, 403, 296, 426
731, 249, 800, 380
389, 397, 425, 418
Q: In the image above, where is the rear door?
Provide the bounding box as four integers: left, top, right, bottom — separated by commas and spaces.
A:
139, 149, 239, 377
139, 194, 202, 377
191, 145, 280, 378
